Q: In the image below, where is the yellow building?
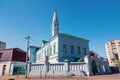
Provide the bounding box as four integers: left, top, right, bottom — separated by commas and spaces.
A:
105, 40, 120, 67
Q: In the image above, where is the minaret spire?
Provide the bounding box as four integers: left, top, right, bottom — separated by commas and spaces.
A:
52, 7, 58, 22
52, 7, 59, 37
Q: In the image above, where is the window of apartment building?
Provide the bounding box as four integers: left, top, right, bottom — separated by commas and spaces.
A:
112, 48, 117, 53
114, 54, 119, 60
63, 44, 67, 53
77, 46, 81, 54
53, 45, 56, 54
118, 42, 120, 46
70, 45, 74, 54
118, 42, 120, 44
84, 47, 86, 55
111, 41, 115, 44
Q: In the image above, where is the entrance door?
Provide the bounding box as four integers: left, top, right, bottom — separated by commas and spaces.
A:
2, 65, 6, 76
91, 60, 98, 75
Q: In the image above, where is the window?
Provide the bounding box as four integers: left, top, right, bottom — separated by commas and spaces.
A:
84, 47, 86, 55
70, 45, 74, 54
118, 42, 120, 46
45, 50, 47, 57
78, 46, 80, 54
113, 48, 117, 53
114, 54, 119, 60
0, 53, 3, 58
47, 48, 49, 56
53, 45, 56, 54
63, 44, 67, 53
50, 47, 52, 55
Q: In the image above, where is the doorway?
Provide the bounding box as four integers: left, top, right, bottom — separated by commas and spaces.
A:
91, 60, 98, 75
2, 65, 6, 76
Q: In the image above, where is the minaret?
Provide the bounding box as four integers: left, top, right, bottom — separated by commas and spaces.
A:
52, 8, 59, 37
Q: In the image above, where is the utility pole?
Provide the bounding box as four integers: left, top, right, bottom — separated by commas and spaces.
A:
25, 36, 30, 78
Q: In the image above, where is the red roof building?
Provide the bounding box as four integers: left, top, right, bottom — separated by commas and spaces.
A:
0, 48, 26, 62
0, 48, 26, 76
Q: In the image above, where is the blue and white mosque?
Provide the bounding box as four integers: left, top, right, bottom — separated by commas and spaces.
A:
28, 8, 111, 76
29, 8, 89, 63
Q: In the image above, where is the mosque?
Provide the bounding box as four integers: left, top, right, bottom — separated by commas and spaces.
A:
36, 8, 89, 63
28, 8, 111, 76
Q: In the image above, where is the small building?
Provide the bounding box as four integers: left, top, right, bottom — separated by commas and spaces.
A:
89, 51, 111, 75
0, 41, 6, 49
28, 46, 39, 63
0, 48, 26, 76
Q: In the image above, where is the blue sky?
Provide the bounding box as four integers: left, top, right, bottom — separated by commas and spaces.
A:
0, 0, 120, 57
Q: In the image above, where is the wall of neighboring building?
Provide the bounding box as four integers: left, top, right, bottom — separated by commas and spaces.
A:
0, 61, 11, 76
0, 41, 6, 49
29, 46, 39, 63
58, 34, 89, 62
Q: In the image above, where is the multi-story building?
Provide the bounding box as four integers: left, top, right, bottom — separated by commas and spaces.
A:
105, 40, 120, 67
0, 41, 6, 49
36, 8, 89, 63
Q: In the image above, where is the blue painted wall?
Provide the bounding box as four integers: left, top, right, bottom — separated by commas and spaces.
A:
29, 46, 39, 63
58, 33, 89, 62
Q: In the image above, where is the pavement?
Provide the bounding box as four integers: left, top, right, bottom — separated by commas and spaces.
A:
0, 73, 120, 80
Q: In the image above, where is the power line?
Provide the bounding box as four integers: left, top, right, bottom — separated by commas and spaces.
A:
30, 38, 40, 45
7, 37, 25, 44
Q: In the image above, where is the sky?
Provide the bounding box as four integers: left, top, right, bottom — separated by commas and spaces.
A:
0, 0, 120, 57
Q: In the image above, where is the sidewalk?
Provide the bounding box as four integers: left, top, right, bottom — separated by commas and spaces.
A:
0, 73, 120, 80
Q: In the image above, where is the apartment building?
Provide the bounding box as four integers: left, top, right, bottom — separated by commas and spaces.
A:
105, 40, 120, 67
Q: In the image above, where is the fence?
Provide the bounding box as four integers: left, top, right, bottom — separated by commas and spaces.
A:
28, 55, 112, 77
28, 60, 89, 77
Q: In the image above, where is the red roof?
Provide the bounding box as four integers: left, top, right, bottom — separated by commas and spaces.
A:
0, 48, 26, 62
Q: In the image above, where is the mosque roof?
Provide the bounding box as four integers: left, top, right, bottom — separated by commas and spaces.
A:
42, 40, 48, 45
60, 33, 89, 41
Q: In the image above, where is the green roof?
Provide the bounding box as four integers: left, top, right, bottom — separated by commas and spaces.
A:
60, 33, 89, 41
30, 46, 39, 48
42, 40, 48, 45
77, 58, 83, 62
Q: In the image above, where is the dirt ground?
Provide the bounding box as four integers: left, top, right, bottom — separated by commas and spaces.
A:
0, 73, 120, 80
